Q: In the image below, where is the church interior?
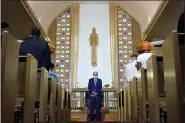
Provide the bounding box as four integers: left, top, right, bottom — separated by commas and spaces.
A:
1, 0, 185, 123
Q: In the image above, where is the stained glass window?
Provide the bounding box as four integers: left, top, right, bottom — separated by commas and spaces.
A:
55, 8, 71, 88
117, 7, 132, 88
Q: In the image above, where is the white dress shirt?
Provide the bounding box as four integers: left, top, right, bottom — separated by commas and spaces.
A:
137, 53, 152, 69
125, 60, 137, 81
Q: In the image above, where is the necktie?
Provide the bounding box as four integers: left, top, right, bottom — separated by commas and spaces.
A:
94, 78, 97, 86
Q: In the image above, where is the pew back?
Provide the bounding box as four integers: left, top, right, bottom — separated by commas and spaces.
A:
1, 32, 19, 123
130, 77, 138, 121
163, 30, 183, 123
37, 68, 48, 122
137, 68, 147, 122
18, 55, 37, 123
147, 55, 160, 122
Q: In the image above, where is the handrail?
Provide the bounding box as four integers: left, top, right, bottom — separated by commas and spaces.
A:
72, 88, 116, 92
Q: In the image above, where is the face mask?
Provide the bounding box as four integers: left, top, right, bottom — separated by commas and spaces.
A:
94, 76, 97, 78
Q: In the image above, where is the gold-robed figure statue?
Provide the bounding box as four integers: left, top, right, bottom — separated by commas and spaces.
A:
89, 27, 99, 66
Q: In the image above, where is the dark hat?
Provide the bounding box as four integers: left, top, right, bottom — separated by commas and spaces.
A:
1, 22, 10, 29
130, 54, 138, 57
31, 28, 41, 36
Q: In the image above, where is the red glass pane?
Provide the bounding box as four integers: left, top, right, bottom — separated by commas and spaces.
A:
120, 64, 123, 67
120, 83, 123, 86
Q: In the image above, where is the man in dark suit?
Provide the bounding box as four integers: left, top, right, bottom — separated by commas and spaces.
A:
88, 72, 102, 121
19, 28, 51, 71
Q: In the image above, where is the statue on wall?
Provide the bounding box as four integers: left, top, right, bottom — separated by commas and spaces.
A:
89, 27, 99, 66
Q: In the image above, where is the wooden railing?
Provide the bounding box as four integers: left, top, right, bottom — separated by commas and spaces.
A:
71, 88, 118, 110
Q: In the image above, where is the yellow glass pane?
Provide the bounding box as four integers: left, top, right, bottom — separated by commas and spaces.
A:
57, 28, 61, 31
60, 78, 64, 82
124, 50, 127, 53
56, 55, 60, 58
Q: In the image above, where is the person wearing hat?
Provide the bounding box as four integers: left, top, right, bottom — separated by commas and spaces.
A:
19, 28, 51, 71
125, 54, 138, 82
136, 40, 152, 70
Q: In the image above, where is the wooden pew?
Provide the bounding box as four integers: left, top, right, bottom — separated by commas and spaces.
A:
123, 87, 127, 122
56, 83, 62, 123
163, 30, 184, 123
63, 90, 70, 122
147, 55, 161, 122
48, 78, 57, 123
17, 55, 37, 123
127, 84, 131, 121
1, 32, 19, 123
123, 83, 131, 121
67, 91, 71, 121
61, 88, 67, 122
36, 68, 48, 122
130, 77, 138, 121
137, 68, 148, 122
119, 90, 124, 122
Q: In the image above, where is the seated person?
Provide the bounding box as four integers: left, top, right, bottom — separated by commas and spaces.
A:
19, 28, 51, 71
48, 62, 59, 83
136, 40, 152, 70
125, 54, 138, 82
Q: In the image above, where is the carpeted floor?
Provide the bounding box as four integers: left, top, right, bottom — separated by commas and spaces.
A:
68, 121, 121, 123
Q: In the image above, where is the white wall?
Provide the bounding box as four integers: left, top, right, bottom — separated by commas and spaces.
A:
28, 1, 162, 34
77, 4, 112, 88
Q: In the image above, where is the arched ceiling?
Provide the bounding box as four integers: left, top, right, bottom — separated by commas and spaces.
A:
27, 1, 162, 34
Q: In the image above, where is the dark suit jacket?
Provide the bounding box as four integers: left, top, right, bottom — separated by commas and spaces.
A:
88, 78, 102, 97
178, 12, 184, 44
19, 37, 51, 71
